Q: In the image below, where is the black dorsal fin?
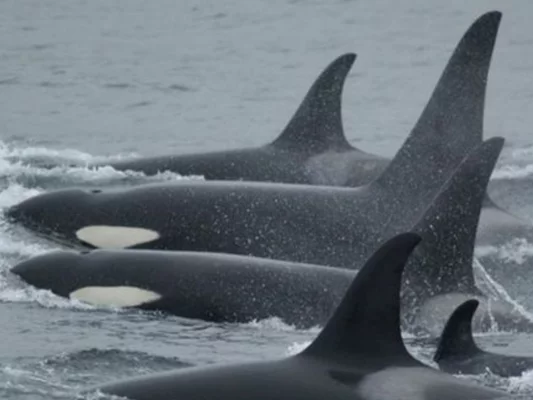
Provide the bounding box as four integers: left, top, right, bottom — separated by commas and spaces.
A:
301, 233, 422, 368
369, 12, 502, 226
409, 137, 504, 296
271, 54, 355, 153
434, 299, 482, 362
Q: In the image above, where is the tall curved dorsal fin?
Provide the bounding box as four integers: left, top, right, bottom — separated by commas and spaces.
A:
410, 11, 501, 148
271, 53, 355, 153
301, 233, 422, 368
434, 299, 482, 363
409, 137, 504, 296
370, 12, 502, 225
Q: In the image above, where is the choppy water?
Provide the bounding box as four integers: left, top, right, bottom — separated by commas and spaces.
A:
2, 0, 533, 398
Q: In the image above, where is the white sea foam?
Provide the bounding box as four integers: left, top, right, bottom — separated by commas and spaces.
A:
286, 341, 311, 355
508, 369, 533, 393
492, 164, 533, 180
475, 239, 533, 265
0, 140, 135, 165
247, 316, 320, 333
0, 140, 204, 188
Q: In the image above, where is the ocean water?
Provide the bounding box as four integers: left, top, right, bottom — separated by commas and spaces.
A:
2, 0, 533, 398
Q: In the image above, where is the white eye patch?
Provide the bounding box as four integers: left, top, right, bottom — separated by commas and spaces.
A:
70, 286, 162, 307
76, 226, 160, 249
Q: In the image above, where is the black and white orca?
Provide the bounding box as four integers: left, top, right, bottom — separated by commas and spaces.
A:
4, 136, 499, 268
12, 136, 533, 334
89, 233, 512, 400
102, 52, 377, 187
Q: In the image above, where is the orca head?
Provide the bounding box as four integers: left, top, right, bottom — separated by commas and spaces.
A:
5, 188, 161, 249
11, 250, 163, 308
11, 250, 88, 297
5, 188, 96, 245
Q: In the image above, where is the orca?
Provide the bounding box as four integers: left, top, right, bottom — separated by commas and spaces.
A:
90, 233, 512, 400
3, 139, 502, 270
13, 137, 533, 335
434, 299, 533, 377
100, 52, 378, 187
11, 249, 353, 328
4, 13, 506, 268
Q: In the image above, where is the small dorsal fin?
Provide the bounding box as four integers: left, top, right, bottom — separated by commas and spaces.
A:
271, 53, 355, 153
369, 12, 502, 226
434, 299, 482, 363
301, 233, 422, 368
409, 137, 504, 296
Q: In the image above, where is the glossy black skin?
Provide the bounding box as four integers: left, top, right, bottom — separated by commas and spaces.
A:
11, 249, 353, 328
6, 182, 387, 268
107, 145, 387, 187
9, 248, 530, 335
5, 135, 506, 272
96, 357, 365, 400
91, 232, 509, 400
111, 146, 315, 183
439, 350, 533, 378
90, 232, 424, 400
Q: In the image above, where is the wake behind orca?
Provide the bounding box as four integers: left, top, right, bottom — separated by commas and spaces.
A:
5, 13, 506, 269
91, 233, 512, 400
13, 137, 533, 334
